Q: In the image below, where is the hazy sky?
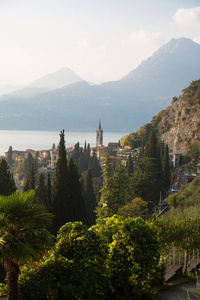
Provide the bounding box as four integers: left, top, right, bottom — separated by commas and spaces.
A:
0, 0, 200, 85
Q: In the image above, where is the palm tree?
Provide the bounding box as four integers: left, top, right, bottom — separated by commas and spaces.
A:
0, 190, 54, 300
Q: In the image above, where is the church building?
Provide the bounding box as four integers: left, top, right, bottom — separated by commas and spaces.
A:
96, 120, 103, 146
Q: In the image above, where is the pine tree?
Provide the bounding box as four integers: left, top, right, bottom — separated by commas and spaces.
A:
0, 159, 16, 196
84, 169, 96, 227
52, 130, 69, 234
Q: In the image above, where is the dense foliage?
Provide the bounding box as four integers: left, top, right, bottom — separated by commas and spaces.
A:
19, 222, 109, 299
52, 130, 86, 235
18, 216, 162, 299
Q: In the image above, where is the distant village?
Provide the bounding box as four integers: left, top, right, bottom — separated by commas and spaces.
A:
4, 122, 140, 171
4, 121, 192, 175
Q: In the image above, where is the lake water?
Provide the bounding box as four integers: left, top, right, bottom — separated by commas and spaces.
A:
0, 130, 128, 156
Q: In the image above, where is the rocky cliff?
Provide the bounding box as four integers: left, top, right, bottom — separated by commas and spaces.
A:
121, 79, 200, 155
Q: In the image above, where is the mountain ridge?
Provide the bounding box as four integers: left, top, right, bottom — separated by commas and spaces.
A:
0, 37, 199, 131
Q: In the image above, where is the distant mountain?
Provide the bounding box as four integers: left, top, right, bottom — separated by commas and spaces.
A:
2, 67, 84, 99
11, 87, 52, 98
0, 38, 199, 132
28, 67, 83, 89
0, 84, 24, 96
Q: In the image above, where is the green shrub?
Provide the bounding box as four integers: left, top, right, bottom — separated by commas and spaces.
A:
19, 222, 109, 300
0, 283, 7, 297
168, 193, 178, 208
19, 218, 162, 300
93, 215, 162, 298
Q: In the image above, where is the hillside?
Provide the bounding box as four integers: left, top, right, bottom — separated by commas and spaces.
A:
121, 79, 200, 155
0, 38, 200, 131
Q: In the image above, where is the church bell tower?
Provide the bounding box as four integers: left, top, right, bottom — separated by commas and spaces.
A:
96, 121, 103, 146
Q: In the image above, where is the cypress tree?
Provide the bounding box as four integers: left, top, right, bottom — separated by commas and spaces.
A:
24, 152, 33, 178
46, 172, 52, 211
127, 153, 134, 177
90, 149, 101, 178
162, 144, 171, 196
96, 156, 130, 221
68, 157, 86, 222
160, 140, 165, 159
113, 158, 130, 212
84, 168, 96, 227
140, 138, 145, 158
132, 129, 163, 206
78, 147, 84, 174
83, 143, 90, 171
23, 161, 35, 192
0, 159, 16, 196
29, 161, 36, 190
7, 146, 14, 167
96, 154, 115, 220
73, 142, 80, 163
35, 173, 47, 205
52, 130, 69, 234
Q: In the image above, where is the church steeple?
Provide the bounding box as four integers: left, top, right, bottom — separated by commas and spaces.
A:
96, 120, 103, 146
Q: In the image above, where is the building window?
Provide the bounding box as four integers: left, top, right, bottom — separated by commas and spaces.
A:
54, 155, 56, 160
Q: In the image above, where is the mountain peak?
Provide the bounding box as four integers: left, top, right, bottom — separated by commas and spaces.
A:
122, 37, 200, 81
155, 37, 199, 55
29, 67, 83, 89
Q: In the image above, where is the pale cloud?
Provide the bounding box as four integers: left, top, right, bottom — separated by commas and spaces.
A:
193, 34, 200, 44
78, 39, 107, 51
123, 29, 162, 47
173, 6, 200, 26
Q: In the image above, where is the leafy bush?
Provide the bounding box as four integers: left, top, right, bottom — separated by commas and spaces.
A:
19, 218, 162, 299
93, 215, 162, 298
19, 222, 109, 299
0, 283, 7, 297
167, 193, 178, 208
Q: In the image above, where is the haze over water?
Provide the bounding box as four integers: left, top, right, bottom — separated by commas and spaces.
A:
0, 130, 126, 156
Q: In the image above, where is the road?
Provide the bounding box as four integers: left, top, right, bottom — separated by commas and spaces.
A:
157, 282, 198, 300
